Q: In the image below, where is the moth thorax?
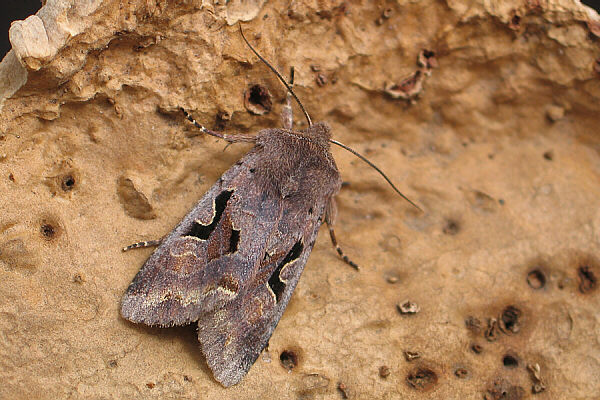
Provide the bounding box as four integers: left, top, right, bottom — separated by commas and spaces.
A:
303, 122, 332, 148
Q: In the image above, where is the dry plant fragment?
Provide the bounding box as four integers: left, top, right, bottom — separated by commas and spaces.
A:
397, 301, 420, 314
316, 73, 327, 86
404, 350, 421, 361
527, 363, 546, 394
379, 365, 390, 378
337, 382, 350, 399
485, 318, 500, 342
384, 71, 424, 102
385, 49, 437, 102
375, 7, 393, 25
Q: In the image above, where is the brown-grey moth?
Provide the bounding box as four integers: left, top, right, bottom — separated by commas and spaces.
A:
121, 26, 420, 387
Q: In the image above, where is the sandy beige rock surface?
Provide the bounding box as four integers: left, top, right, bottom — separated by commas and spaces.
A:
1, 0, 599, 398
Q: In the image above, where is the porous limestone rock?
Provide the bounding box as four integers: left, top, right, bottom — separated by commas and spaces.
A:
1, 0, 599, 398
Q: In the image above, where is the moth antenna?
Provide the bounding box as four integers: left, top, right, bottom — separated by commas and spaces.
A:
239, 26, 419, 211
329, 139, 423, 212
239, 24, 313, 127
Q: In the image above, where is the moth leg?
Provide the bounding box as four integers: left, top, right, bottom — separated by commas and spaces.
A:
325, 198, 360, 270
281, 67, 294, 130
181, 108, 256, 143
122, 239, 162, 252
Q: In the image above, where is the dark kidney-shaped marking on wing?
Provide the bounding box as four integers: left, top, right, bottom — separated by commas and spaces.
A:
228, 229, 240, 254
268, 240, 304, 302
185, 190, 234, 240
182, 190, 241, 259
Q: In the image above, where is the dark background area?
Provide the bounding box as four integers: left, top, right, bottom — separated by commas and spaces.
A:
1, 0, 600, 59
1, 0, 42, 59
587, 0, 600, 14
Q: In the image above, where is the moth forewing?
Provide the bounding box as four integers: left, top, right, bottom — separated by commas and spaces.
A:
121, 123, 341, 386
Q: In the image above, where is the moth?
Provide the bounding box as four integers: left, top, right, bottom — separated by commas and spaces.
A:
121, 26, 420, 387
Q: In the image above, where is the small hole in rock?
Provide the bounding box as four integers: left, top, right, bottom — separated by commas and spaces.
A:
578, 265, 597, 293
422, 49, 435, 58
465, 316, 482, 333
503, 354, 519, 368
471, 343, 483, 354
443, 219, 460, 235
543, 151, 553, 161
406, 367, 438, 391
558, 277, 569, 290
527, 269, 546, 289
244, 84, 272, 115
418, 49, 437, 69
454, 367, 468, 378
499, 306, 522, 334
379, 365, 391, 378
214, 110, 230, 131
486, 379, 525, 400
41, 224, 56, 239
61, 174, 76, 191
280, 350, 298, 370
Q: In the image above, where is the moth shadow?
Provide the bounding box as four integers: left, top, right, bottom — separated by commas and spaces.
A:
341, 180, 394, 198
339, 181, 401, 210
123, 319, 213, 377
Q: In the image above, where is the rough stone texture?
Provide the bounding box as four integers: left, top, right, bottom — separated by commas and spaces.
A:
1, 0, 599, 398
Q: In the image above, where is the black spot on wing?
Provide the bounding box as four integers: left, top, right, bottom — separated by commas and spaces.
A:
184, 190, 233, 240
268, 240, 304, 302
